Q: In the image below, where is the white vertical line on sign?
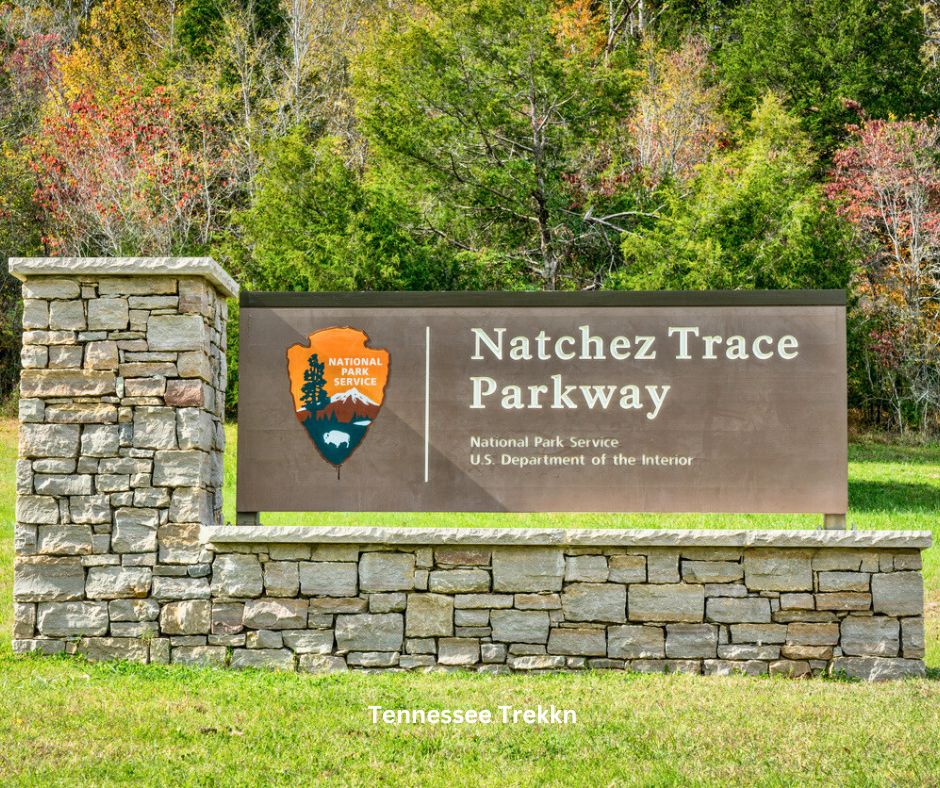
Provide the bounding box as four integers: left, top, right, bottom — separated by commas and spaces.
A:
424, 325, 430, 483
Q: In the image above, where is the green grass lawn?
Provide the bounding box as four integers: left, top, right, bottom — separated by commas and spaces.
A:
1, 419, 938, 785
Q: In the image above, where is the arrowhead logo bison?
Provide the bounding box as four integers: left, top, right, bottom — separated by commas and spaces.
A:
286, 327, 389, 476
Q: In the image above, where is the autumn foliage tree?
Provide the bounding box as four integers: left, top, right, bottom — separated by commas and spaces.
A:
29, 87, 230, 255
828, 119, 940, 431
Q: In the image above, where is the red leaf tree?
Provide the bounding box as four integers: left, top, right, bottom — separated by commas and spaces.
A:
828, 119, 940, 431
29, 87, 228, 255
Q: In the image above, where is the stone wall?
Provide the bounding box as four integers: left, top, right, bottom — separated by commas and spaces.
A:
192, 528, 928, 680
8, 258, 930, 680
11, 258, 237, 659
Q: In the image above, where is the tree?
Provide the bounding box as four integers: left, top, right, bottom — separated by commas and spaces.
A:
352, 0, 637, 290
29, 86, 231, 254
828, 119, 940, 432
614, 94, 858, 290
717, 0, 935, 154
628, 35, 724, 186
300, 352, 329, 411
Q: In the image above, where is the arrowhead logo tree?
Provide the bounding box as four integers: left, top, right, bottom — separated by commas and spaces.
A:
286, 327, 390, 476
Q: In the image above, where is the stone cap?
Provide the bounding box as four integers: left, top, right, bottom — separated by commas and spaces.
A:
9, 257, 239, 299
202, 525, 933, 550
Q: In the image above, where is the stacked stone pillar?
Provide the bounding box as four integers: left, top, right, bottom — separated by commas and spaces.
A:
11, 258, 237, 661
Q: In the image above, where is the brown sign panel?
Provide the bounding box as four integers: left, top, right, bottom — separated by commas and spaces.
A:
236, 292, 847, 514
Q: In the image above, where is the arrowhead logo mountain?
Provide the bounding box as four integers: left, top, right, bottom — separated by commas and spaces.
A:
286, 327, 390, 475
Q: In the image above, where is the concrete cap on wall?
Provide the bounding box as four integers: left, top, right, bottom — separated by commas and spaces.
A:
8, 256, 239, 299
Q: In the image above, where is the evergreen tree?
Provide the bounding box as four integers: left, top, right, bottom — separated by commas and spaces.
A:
300, 353, 329, 412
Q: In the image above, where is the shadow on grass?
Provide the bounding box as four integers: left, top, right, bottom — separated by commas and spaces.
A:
849, 480, 940, 512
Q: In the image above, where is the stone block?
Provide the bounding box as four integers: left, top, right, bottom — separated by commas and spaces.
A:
19, 398, 44, 423
780, 644, 833, 660
77, 637, 148, 663
665, 623, 717, 658
607, 624, 664, 658
211, 555, 263, 598
230, 648, 295, 670
346, 651, 399, 668
901, 617, 925, 659
22, 278, 80, 299
37, 601, 109, 636
871, 572, 923, 617
818, 571, 870, 592
147, 314, 206, 351
565, 555, 608, 582
703, 659, 767, 676
718, 644, 780, 660
69, 495, 111, 524
335, 613, 403, 651
562, 583, 626, 622
177, 408, 213, 450
165, 379, 204, 407
21, 345, 48, 370
405, 593, 454, 637
14, 556, 85, 601
16, 495, 60, 525
508, 655, 566, 670
681, 561, 743, 584
13, 639, 66, 655
786, 622, 839, 646
492, 547, 564, 592
153, 450, 207, 487
646, 549, 680, 583
438, 637, 481, 666
112, 508, 159, 553
264, 562, 299, 596
428, 569, 489, 593
815, 592, 871, 611
169, 487, 211, 523
86, 566, 151, 599
629, 584, 704, 623
33, 474, 93, 496
45, 403, 118, 424
455, 609, 489, 626
299, 655, 347, 673
359, 552, 415, 592
606, 554, 647, 583
309, 597, 367, 614
172, 646, 227, 666
706, 597, 771, 624
211, 602, 244, 634
87, 298, 128, 330
283, 630, 333, 654
37, 525, 93, 555
830, 657, 925, 681
134, 408, 178, 450
160, 600, 211, 635
19, 424, 80, 459
490, 609, 550, 643
547, 627, 606, 656
841, 616, 900, 656
243, 599, 308, 630
84, 340, 119, 370
49, 299, 86, 330
514, 593, 561, 610
80, 424, 121, 458
435, 547, 490, 566
177, 351, 212, 381
744, 549, 813, 591
780, 593, 815, 610
369, 592, 407, 613
110, 599, 160, 622
21, 369, 115, 398
246, 630, 283, 649
299, 562, 357, 596
22, 299, 49, 329
453, 593, 513, 609
47, 346, 83, 368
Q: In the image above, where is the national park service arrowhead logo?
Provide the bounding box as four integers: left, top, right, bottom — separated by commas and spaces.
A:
287, 327, 389, 476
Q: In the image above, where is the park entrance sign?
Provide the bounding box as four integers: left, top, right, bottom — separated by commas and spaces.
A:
237, 291, 847, 515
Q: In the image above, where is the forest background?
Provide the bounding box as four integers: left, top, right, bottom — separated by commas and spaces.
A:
1, 0, 938, 432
